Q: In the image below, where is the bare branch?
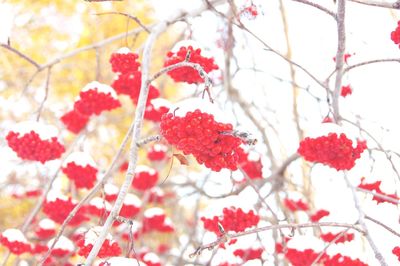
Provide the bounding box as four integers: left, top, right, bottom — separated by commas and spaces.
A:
1, 44, 41, 69
290, 0, 336, 18
348, 0, 400, 9
96, 12, 151, 33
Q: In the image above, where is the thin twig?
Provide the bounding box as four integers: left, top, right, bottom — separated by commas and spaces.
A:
348, 0, 400, 9
1, 44, 40, 69
190, 222, 364, 257
96, 12, 151, 33
290, 0, 336, 18
36, 67, 52, 121
365, 215, 400, 238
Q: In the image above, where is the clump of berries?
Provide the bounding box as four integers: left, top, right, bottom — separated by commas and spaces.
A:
358, 177, 398, 204
391, 21, 400, 48
237, 147, 263, 179
321, 232, 354, 244
160, 110, 242, 171
109, 47, 159, 105
62, 162, 98, 189
6, 130, 65, 163
341, 85, 352, 97
131, 165, 159, 191
164, 45, 219, 84
283, 198, 309, 212
233, 248, 263, 261
43, 196, 88, 226
60, 109, 90, 134
74, 84, 121, 116
61, 81, 121, 134
298, 133, 367, 170
201, 207, 259, 234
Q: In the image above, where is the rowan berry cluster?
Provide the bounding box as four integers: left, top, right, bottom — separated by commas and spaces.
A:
74, 87, 121, 116
393, 246, 400, 261
60, 109, 89, 134
298, 133, 367, 170
142, 208, 174, 233
358, 177, 398, 204
109, 48, 140, 73
237, 147, 263, 179
0, 229, 31, 255
131, 166, 159, 191
61, 82, 121, 134
35, 219, 56, 239
6, 131, 65, 163
109, 48, 160, 105
341, 85, 352, 97
201, 207, 260, 234
160, 110, 242, 171
233, 248, 263, 261
62, 162, 98, 189
147, 144, 168, 161
164, 45, 219, 84
77, 239, 121, 258
391, 21, 400, 47
321, 232, 354, 244
43, 196, 88, 226
283, 198, 309, 212
310, 209, 330, 222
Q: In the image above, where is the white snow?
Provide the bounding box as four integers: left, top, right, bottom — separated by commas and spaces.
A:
89, 197, 111, 211
104, 183, 118, 195
151, 144, 168, 152
2, 229, 28, 243
38, 218, 56, 230
47, 236, 74, 251
123, 193, 142, 207
63, 151, 97, 167
46, 191, 68, 203
143, 252, 160, 263
286, 235, 324, 252
247, 151, 260, 162
8, 121, 59, 141
150, 98, 171, 109
135, 165, 157, 175
169, 98, 234, 125
144, 207, 164, 218
81, 81, 118, 99
116, 47, 131, 54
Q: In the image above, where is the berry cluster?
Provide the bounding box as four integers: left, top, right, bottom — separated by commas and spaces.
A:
310, 209, 330, 222
393, 246, 400, 261
47, 236, 75, 257
111, 72, 160, 105
131, 166, 159, 191
239, 2, 259, 19
109, 48, 160, 105
62, 162, 98, 189
160, 110, 242, 171
144, 99, 170, 123
391, 21, 400, 48
0, 229, 31, 255
84, 197, 111, 217
341, 85, 352, 97
164, 45, 218, 84
109, 48, 140, 73
74, 87, 121, 116
62, 82, 121, 134
77, 239, 121, 258
142, 208, 174, 233
358, 177, 398, 204
237, 147, 263, 179
233, 248, 263, 261
60, 109, 89, 134
321, 232, 354, 244
147, 144, 168, 161
35, 219, 56, 239
43, 196, 88, 226
6, 131, 65, 163
201, 207, 259, 235
298, 133, 367, 170
283, 198, 309, 212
